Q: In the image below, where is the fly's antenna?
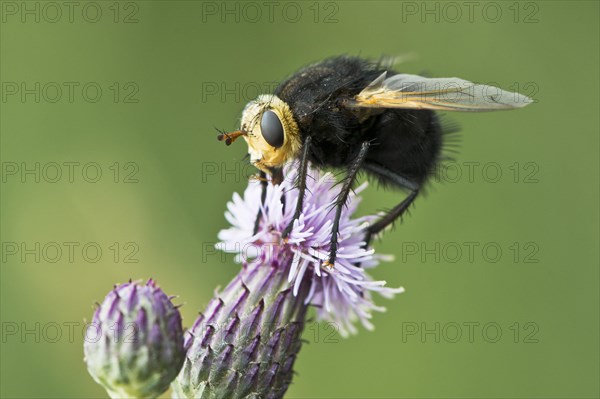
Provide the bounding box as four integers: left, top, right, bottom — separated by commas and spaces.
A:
216, 129, 246, 146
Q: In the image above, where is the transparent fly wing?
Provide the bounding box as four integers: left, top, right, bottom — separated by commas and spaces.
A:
347, 72, 533, 111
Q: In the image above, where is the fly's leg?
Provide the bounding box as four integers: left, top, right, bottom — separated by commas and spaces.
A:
253, 170, 268, 235
282, 136, 312, 239
362, 162, 420, 246
324, 141, 371, 268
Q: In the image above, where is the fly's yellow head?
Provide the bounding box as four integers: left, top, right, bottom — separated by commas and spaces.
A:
218, 94, 301, 175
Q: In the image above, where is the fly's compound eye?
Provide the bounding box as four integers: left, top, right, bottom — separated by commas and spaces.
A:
260, 110, 284, 148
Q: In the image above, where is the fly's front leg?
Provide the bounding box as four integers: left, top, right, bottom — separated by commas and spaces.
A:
362, 162, 420, 246
253, 170, 268, 235
282, 136, 312, 239
324, 141, 371, 268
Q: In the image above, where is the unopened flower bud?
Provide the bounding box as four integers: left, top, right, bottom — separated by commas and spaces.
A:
84, 279, 185, 399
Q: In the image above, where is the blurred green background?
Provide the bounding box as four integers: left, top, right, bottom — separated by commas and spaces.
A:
1, 1, 598, 398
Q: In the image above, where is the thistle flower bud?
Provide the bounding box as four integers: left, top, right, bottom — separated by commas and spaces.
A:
84, 279, 185, 399
172, 259, 311, 399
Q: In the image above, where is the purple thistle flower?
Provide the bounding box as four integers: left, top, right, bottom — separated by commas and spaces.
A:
217, 166, 404, 337
172, 165, 403, 399
84, 279, 185, 399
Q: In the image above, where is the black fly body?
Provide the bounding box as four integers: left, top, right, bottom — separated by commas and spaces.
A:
217, 55, 532, 268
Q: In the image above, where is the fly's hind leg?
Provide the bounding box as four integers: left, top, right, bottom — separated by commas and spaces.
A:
363, 162, 420, 246
324, 141, 371, 268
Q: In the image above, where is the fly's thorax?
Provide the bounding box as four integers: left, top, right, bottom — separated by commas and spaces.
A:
241, 94, 302, 173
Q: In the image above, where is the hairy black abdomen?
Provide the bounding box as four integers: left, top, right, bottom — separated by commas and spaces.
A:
365, 109, 443, 185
